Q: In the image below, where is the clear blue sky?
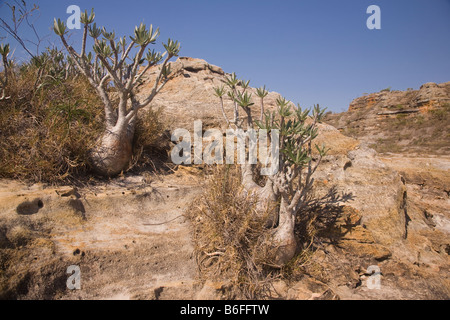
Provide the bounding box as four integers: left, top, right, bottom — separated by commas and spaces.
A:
1, 0, 449, 112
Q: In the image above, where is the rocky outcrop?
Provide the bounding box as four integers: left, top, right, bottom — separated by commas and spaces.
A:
136, 57, 282, 130
348, 82, 450, 114
321, 81, 450, 299
0, 174, 202, 299
325, 82, 450, 155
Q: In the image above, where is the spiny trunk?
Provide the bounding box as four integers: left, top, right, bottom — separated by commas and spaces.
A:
90, 122, 135, 177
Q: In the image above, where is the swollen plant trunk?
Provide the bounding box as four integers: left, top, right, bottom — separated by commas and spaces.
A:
241, 164, 298, 265
90, 123, 135, 177
241, 164, 278, 227
272, 196, 297, 266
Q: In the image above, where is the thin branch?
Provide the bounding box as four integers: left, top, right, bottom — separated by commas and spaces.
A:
219, 96, 231, 128
81, 24, 88, 58
116, 39, 136, 72
125, 44, 147, 91
260, 97, 264, 122
124, 58, 176, 123
97, 54, 125, 91
60, 35, 81, 60
137, 54, 170, 106
0, 17, 35, 58
0, 1, 43, 58
98, 73, 110, 88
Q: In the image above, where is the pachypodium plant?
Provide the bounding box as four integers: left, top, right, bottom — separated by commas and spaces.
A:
53, 9, 181, 176
214, 75, 327, 265
256, 85, 268, 122
0, 43, 10, 100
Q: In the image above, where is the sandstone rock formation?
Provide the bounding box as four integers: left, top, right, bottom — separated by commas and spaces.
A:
135, 57, 283, 131
302, 124, 449, 299
321, 81, 450, 298
325, 82, 450, 155
0, 174, 203, 299
349, 82, 450, 114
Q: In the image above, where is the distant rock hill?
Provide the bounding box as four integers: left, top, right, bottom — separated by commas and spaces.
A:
325, 82, 450, 155
349, 82, 450, 114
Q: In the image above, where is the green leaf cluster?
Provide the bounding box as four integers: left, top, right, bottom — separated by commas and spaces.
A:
256, 101, 328, 166
0, 43, 10, 57
53, 18, 67, 36
163, 38, 181, 58
131, 23, 159, 46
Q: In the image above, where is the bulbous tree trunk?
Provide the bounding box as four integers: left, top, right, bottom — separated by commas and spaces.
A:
213, 73, 326, 268
241, 164, 278, 227
241, 163, 298, 265
90, 122, 135, 177
272, 196, 297, 265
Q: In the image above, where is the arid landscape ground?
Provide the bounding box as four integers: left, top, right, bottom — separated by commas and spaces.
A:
0, 58, 449, 300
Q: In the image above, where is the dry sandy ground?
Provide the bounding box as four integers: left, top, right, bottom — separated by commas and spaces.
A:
0, 168, 204, 300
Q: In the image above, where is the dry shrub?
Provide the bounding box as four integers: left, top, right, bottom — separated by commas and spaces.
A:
187, 165, 279, 299
0, 66, 104, 184
131, 106, 170, 173
0, 56, 169, 183
281, 213, 324, 282
188, 166, 351, 298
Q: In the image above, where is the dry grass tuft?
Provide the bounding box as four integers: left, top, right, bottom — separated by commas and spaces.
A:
130, 106, 169, 173
0, 60, 167, 184
187, 166, 347, 299
187, 165, 352, 299
187, 165, 280, 299
0, 67, 104, 184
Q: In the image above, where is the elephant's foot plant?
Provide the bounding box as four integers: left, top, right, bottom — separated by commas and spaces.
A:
53, 9, 180, 176
189, 73, 328, 298
216, 73, 327, 265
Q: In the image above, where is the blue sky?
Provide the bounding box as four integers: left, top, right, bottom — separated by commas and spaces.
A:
1, 0, 449, 112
